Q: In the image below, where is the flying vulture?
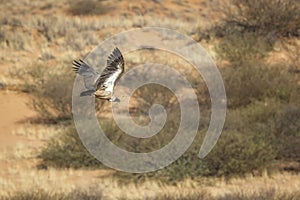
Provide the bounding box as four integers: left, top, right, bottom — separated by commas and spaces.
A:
72, 48, 124, 102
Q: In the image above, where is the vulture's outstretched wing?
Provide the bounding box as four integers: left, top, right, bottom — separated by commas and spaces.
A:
72, 59, 100, 91
96, 47, 124, 90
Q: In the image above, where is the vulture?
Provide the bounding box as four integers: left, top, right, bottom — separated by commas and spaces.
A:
72, 48, 124, 102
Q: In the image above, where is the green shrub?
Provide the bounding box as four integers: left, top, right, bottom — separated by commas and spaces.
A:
273, 104, 300, 162
216, 31, 274, 65
10, 61, 78, 121
68, 0, 110, 16
21, 63, 72, 120
222, 0, 300, 38
224, 99, 300, 167
200, 0, 300, 62
199, 0, 300, 41
115, 100, 279, 181
38, 126, 102, 169
113, 132, 203, 184
38, 101, 279, 181
38, 110, 180, 169
114, 128, 275, 182
221, 63, 297, 108
200, 130, 275, 177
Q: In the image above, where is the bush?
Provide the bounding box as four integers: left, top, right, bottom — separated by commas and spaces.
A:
221, 63, 297, 108
199, 0, 300, 40
10, 61, 79, 122
38, 126, 102, 169
273, 104, 300, 162
68, 0, 110, 16
222, 0, 300, 38
115, 99, 280, 181
200, 130, 275, 177
200, 0, 300, 62
38, 101, 281, 182
223, 99, 300, 168
216, 31, 274, 65
38, 107, 181, 169
114, 128, 275, 183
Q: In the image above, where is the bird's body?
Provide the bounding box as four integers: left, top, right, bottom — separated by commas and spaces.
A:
72, 48, 124, 102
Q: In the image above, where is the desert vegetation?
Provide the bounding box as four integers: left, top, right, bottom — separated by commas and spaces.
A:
0, 0, 299, 199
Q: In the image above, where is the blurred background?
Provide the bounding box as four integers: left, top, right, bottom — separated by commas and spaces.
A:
0, 0, 299, 199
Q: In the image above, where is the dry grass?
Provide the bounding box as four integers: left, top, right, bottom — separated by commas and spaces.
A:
0, 164, 299, 200
12, 125, 62, 141
0, 124, 63, 162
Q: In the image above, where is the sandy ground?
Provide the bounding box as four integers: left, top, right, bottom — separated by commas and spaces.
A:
0, 91, 37, 150
0, 90, 111, 195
